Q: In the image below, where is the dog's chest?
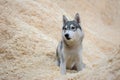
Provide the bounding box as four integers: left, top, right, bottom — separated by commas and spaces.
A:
64, 48, 79, 69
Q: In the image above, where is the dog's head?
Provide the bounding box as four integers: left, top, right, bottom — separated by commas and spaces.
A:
62, 13, 84, 44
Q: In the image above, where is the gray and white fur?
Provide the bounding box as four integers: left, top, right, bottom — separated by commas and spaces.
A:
56, 13, 85, 74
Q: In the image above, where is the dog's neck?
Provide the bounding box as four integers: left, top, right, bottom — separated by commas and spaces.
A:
63, 39, 82, 49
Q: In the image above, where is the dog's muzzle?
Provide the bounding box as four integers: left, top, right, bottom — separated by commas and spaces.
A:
65, 34, 71, 40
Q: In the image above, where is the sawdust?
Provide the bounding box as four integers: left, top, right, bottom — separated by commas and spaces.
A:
0, 0, 120, 80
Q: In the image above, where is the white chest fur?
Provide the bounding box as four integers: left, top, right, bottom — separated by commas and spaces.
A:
64, 46, 81, 69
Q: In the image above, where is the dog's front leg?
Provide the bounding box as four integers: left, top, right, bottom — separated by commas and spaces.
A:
60, 61, 66, 75
76, 57, 83, 71
76, 48, 84, 71
60, 54, 66, 75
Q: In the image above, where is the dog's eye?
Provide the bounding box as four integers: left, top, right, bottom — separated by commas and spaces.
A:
71, 27, 75, 29
63, 27, 67, 30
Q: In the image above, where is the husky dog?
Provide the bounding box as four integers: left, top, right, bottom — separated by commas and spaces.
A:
56, 13, 85, 74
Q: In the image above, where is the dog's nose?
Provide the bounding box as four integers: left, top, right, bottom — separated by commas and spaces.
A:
65, 34, 71, 40
65, 34, 69, 38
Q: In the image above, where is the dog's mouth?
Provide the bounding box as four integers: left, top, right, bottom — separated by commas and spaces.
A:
66, 37, 71, 40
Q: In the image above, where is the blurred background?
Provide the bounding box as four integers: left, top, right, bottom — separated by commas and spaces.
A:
0, 0, 120, 80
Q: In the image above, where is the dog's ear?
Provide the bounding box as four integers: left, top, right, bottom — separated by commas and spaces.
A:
63, 15, 68, 25
75, 13, 80, 23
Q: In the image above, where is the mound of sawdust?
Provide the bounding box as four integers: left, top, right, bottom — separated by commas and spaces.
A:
0, 0, 120, 80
